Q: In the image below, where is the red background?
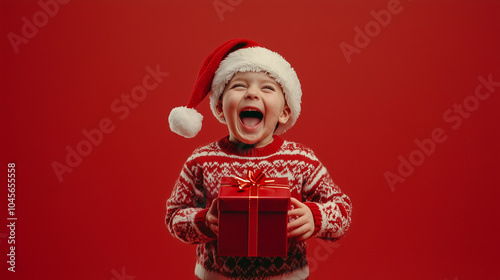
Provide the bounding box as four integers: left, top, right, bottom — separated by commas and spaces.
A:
1, 0, 500, 279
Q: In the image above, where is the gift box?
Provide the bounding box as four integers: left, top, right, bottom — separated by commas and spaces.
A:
218, 171, 290, 257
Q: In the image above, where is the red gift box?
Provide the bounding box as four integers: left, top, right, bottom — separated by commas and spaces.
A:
218, 171, 290, 257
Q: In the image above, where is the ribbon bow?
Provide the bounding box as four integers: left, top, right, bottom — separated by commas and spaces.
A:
233, 170, 277, 191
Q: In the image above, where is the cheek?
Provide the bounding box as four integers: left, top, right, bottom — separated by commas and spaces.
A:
222, 95, 239, 117
267, 97, 286, 115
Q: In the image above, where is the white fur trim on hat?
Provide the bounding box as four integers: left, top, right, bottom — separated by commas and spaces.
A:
168, 106, 203, 138
209, 47, 302, 135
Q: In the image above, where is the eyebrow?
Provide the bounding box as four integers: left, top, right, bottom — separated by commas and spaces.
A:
231, 75, 279, 85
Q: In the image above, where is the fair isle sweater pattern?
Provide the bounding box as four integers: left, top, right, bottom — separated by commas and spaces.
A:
166, 136, 352, 279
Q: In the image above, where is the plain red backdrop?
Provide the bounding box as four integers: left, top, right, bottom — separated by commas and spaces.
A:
1, 0, 499, 279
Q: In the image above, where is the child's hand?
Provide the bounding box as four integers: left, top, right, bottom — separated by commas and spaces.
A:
287, 197, 315, 241
205, 198, 219, 236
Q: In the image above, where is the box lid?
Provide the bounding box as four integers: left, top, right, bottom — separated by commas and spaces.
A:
218, 177, 290, 212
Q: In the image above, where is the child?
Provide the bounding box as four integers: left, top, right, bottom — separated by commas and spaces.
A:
166, 39, 352, 279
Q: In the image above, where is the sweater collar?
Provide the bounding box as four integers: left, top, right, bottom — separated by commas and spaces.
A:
218, 135, 284, 156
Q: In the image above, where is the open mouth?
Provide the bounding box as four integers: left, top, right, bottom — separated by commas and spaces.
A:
239, 109, 263, 127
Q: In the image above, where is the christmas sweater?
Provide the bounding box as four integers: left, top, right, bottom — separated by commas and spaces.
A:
165, 136, 352, 280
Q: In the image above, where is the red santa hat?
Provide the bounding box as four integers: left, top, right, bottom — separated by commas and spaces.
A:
168, 38, 302, 138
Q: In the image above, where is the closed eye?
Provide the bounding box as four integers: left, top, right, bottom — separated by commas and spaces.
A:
231, 83, 246, 89
262, 85, 276, 91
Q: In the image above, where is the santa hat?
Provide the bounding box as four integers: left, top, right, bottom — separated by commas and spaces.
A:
168, 38, 302, 138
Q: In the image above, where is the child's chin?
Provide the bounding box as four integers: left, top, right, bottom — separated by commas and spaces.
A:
238, 137, 260, 145
233, 134, 260, 145
239, 135, 274, 148
232, 127, 273, 146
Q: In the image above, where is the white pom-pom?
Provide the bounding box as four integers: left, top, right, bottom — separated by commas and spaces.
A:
168, 106, 203, 138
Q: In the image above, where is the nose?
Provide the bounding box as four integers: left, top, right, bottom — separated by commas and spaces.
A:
245, 86, 260, 100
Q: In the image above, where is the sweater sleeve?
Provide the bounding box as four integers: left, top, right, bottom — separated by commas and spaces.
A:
302, 156, 352, 241
165, 157, 217, 244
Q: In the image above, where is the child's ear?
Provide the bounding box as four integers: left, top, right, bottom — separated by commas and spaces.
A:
216, 98, 224, 118
278, 105, 291, 124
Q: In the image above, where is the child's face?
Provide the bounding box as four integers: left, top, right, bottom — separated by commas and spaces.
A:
217, 71, 291, 148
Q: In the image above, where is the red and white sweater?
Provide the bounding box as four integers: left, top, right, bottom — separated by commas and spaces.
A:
165, 136, 352, 279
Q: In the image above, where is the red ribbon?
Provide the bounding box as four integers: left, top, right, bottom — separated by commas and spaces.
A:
231, 170, 289, 192
223, 170, 288, 257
